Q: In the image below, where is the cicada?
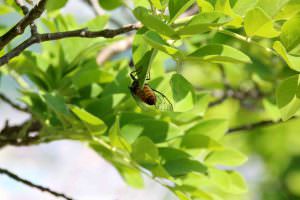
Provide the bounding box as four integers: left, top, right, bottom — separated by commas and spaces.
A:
129, 71, 173, 111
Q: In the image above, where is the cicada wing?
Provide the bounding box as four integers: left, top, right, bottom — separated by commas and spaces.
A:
153, 89, 173, 111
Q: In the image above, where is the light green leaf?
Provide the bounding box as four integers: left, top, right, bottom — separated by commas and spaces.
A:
275, 0, 300, 20
177, 12, 231, 35
170, 73, 195, 112
70, 106, 107, 128
196, 0, 214, 12
205, 148, 248, 166
143, 31, 183, 58
280, 13, 300, 51
133, 7, 179, 39
256, 0, 289, 17
117, 166, 144, 188
232, 0, 258, 16
227, 171, 248, 194
0, 4, 13, 15
244, 7, 280, 38
215, 0, 243, 28
109, 116, 131, 151
273, 41, 300, 72
185, 119, 229, 140
186, 44, 252, 64
263, 99, 281, 121
131, 136, 159, 166
276, 74, 300, 121
169, 0, 196, 23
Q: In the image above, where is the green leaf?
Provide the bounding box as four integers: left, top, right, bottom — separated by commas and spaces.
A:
131, 136, 159, 166
98, 0, 123, 10
0, 4, 13, 15
121, 119, 171, 143
143, 31, 183, 58
177, 12, 231, 36
263, 99, 281, 121
109, 116, 131, 151
46, 0, 68, 12
196, 0, 214, 12
226, 171, 248, 194
117, 166, 144, 188
256, 0, 289, 17
273, 41, 300, 72
276, 74, 300, 120
168, 0, 196, 23
159, 147, 191, 161
70, 105, 107, 134
244, 7, 280, 38
185, 119, 228, 140
164, 158, 207, 177
44, 93, 69, 115
205, 148, 248, 166
132, 28, 156, 87
133, 7, 179, 39
186, 44, 252, 64
170, 73, 195, 112
181, 134, 223, 149
215, 0, 243, 28
280, 13, 300, 51
275, 0, 300, 20
232, 0, 257, 16
84, 15, 109, 31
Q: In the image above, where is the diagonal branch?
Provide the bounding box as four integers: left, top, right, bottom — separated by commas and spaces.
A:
0, 167, 74, 200
15, 0, 38, 35
0, 93, 28, 112
0, 0, 46, 50
0, 23, 141, 66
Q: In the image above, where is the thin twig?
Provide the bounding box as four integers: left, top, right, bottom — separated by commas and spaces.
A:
0, 0, 46, 50
0, 23, 141, 66
0, 167, 74, 200
15, 0, 38, 35
0, 93, 28, 112
227, 117, 297, 134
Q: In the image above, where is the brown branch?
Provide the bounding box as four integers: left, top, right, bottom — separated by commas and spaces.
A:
15, 0, 38, 35
0, 167, 74, 200
0, 119, 41, 148
0, 93, 28, 112
227, 117, 297, 134
0, 0, 46, 50
0, 23, 141, 66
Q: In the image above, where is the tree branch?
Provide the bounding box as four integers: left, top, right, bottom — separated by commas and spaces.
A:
0, 23, 141, 66
0, 0, 46, 50
0, 119, 41, 148
0, 167, 74, 200
15, 0, 38, 35
0, 93, 28, 112
227, 117, 297, 134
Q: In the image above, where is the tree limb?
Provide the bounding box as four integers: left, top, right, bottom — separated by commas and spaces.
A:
227, 117, 297, 134
0, 93, 28, 112
0, 0, 46, 50
0, 119, 41, 148
15, 0, 38, 35
0, 167, 74, 200
0, 23, 141, 66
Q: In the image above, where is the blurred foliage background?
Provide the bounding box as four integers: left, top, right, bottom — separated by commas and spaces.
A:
1, 0, 300, 200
